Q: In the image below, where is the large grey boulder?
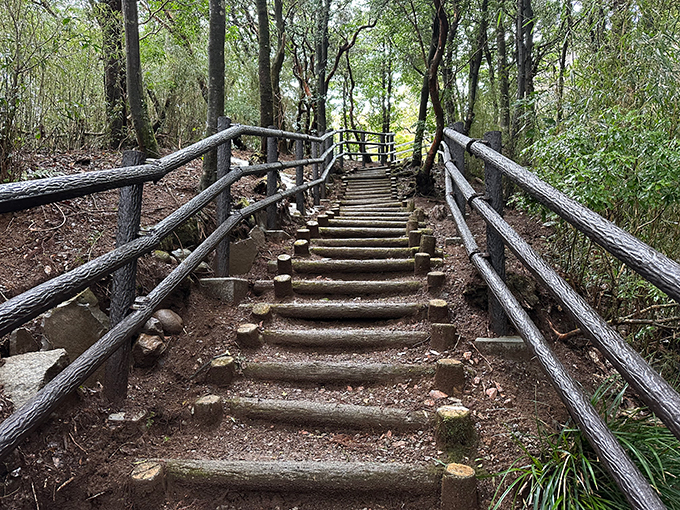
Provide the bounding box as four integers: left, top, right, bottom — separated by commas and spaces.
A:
9, 328, 40, 356
199, 278, 248, 303
0, 349, 69, 408
42, 288, 109, 384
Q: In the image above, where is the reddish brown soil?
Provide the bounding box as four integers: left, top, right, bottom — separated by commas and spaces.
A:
0, 151, 614, 509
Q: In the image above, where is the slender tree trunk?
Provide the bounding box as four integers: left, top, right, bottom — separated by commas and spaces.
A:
123, 0, 159, 157
314, 0, 331, 134
510, 0, 534, 159
497, 10, 510, 137
271, 0, 286, 130
463, 0, 489, 135
257, 0, 274, 149
412, 16, 439, 167
96, 0, 127, 149
418, 0, 449, 194
441, 4, 461, 125
200, 0, 226, 190
346, 52, 359, 137
556, 1, 572, 124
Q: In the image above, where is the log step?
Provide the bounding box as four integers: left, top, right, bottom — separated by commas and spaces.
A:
292, 258, 414, 273
312, 237, 409, 247
310, 246, 416, 259
293, 279, 422, 295
263, 328, 428, 348
327, 219, 409, 228
241, 361, 434, 383
267, 301, 425, 320
340, 200, 403, 207
226, 397, 432, 431
154, 459, 442, 493
319, 227, 405, 238
333, 212, 413, 218
339, 205, 406, 212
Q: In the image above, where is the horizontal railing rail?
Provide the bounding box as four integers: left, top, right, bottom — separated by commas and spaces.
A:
0, 119, 340, 462
440, 123, 680, 510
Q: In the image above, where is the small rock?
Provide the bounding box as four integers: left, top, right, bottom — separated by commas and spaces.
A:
171, 248, 192, 261
152, 250, 174, 264
141, 317, 164, 336
485, 387, 498, 399
108, 410, 148, 432
152, 309, 183, 335
429, 390, 448, 400
132, 334, 167, 367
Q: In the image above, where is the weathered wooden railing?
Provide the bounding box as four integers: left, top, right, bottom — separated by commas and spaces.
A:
441, 122, 680, 510
337, 129, 395, 166
0, 120, 340, 462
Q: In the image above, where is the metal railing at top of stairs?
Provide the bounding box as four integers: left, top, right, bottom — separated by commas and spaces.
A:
0, 118, 346, 463
440, 122, 680, 510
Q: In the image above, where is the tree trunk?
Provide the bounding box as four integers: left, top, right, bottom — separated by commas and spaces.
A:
463, 0, 489, 136
497, 10, 510, 137
441, 5, 462, 125
418, 0, 449, 194
123, 0, 159, 158
257, 0, 274, 149
556, 1, 572, 124
511, 0, 534, 157
412, 16, 439, 167
96, 0, 127, 149
314, 0, 331, 134
271, 0, 286, 131
199, 0, 226, 190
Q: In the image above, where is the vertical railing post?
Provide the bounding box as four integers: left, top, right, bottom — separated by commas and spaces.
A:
390, 133, 395, 162
380, 133, 387, 165
339, 130, 344, 170
447, 121, 466, 214
360, 132, 367, 167
484, 130, 508, 336
295, 138, 305, 215
321, 130, 332, 199
214, 116, 232, 276
312, 140, 320, 205
266, 125, 278, 230
104, 149, 145, 405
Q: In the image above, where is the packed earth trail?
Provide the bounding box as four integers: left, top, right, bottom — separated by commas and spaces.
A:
130, 165, 478, 509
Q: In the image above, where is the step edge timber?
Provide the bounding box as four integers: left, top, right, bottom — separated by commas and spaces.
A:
241, 361, 435, 383
151, 458, 443, 493
262, 328, 429, 347
226, 397, 432, 431
268, 301, 425, 320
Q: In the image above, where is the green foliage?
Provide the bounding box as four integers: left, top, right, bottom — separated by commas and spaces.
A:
492, 378, 680, 510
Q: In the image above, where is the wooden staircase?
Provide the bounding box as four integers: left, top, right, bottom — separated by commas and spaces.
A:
131, 166, 478, 510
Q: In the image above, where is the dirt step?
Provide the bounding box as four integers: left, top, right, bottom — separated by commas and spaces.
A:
263, 328, 428, 348
319, 227, 405, 238
327, 219, 410, 228
292, 258, 414, 273
339, 205, 406, 212
333, 212, 413, 219
241, 360, 434, 383
310, 246, 416, 259
226, 397, 432, 431
265, 301, 425, 320
147, 459, 442, 493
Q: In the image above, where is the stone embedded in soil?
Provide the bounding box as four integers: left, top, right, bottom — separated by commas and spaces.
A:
152, 309, 183, 335
229, 237, 258, 275
152, 250, 174, 264
141, 317, 164, 336
249, 226, 266, 249
108, 410, 148, 432
206, 356, 236, 386
199, 277, 249, 303
42, 288, 109, 385
0, 349, 69, 408
171, 248, 192, 261
9, 327, 40, 356
132, 334, 167, 367
192, 394, 223, 425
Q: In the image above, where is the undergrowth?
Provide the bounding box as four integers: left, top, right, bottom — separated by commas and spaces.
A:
490, 378, 680, 510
